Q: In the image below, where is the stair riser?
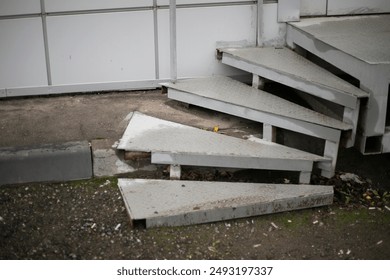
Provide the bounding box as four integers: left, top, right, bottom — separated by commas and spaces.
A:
144, 195, 333, 227
152, 152, 314, 171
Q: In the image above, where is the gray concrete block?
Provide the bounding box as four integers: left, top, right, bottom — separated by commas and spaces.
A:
91, 139, 156, 177
0, 141, 92, 185
91, 139, 135, 177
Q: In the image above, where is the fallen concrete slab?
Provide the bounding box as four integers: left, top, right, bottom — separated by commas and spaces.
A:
118, 179, 334, 228
117, 112, 330, 183
0, 141, 92, 186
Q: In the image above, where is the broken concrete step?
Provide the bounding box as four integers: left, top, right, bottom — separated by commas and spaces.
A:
118, 179, 334, 228
117, 112, 330, 183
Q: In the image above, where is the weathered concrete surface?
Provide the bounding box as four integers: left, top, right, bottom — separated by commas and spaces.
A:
0, 141, 92, 185
289, 15, 390, 65
118, 179, 334, 228
0, 90, 261, 148
117, 112, 331, 182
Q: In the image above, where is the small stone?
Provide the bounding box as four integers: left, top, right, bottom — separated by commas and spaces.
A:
271, 222, 279, 229
377, 240, 383, 245
208, 246, 217, 253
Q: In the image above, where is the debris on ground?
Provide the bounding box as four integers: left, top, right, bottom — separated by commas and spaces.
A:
0, 169, 389, 260
313, 172, 390, 208
339, 173, 364, 184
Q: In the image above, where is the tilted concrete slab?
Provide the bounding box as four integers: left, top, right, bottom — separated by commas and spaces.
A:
163, 76, 351, 132
118, 179, 334, 228
218, 47, 368, 109
117, 112, 330, 178
0, 141, 92, 185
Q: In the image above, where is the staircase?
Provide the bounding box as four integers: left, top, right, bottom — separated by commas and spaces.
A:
115, 16, 386, 228
217, 47, 369, 148
163, 74, 357, 178
162, 44, 370, 179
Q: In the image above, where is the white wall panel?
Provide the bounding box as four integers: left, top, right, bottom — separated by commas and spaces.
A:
47, 11, 155, 85
0, 18, 48, 88
328, 0, 390, 15
262, 3, 285, 46
158, 0, 250, 5
45, 0, 152, 12
278, 0, 300, 22
158, 5, 256, 79
300, 0, 327, 16
0, 0, 41, 16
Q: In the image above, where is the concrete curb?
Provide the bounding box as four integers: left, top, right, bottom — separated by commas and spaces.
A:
0, 141, 93, 186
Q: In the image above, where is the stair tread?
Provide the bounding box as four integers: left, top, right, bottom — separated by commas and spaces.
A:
163, 76, 352, 131
219, 47, 369, 99
118, 179, 334, 227
117, 111, 328, 163
289, 15, 390, 65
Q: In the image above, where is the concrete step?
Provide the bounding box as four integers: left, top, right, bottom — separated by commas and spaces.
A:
163, 76, 349, 178
117, 112, 330, 183
217, 47, 369, 148
287, 15, 390, 155
118, 179, 334, 228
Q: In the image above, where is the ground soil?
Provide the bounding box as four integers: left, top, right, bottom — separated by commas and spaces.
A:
0, 91, 390, 260
0, 172, 389, 260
